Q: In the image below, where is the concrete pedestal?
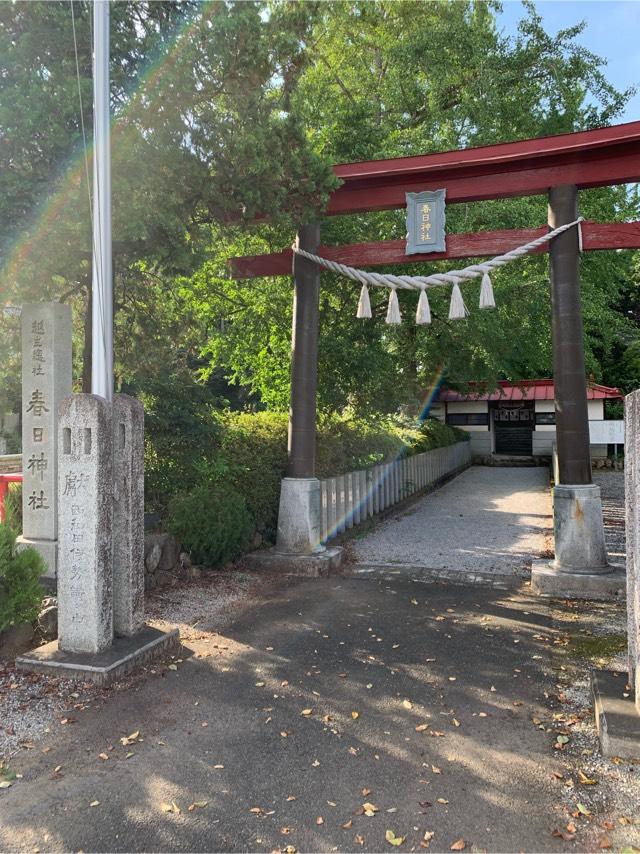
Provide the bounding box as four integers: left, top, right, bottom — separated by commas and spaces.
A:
531, 483, 624, 599
244, 477, 345, 576
276, 477, 324, 555
591, 670, 640, 759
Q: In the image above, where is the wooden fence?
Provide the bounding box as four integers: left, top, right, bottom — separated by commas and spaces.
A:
319, 440, 471, 543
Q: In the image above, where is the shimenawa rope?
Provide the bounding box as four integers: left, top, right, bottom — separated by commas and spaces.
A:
292, 217, 584, 325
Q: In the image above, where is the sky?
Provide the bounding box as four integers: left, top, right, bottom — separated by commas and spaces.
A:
496, 0, 640, 123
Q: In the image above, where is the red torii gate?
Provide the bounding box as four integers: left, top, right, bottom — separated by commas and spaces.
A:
232, 121, 640, 595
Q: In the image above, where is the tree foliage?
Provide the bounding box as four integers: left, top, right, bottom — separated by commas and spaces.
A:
1, 0, 638, 424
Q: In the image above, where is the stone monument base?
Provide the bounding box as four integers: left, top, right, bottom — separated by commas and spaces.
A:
244, 546, 345, 577
591, 670, 640, 759
531, 560, 626, 600
15, 624, 179, 687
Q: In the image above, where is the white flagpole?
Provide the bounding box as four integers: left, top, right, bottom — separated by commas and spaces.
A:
91, 0, 113, 401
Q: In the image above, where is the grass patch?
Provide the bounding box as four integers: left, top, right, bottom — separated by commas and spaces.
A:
569, 633, 627, 661
0, 763, 16, 782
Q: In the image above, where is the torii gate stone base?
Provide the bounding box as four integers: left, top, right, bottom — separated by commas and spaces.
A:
17, 393, 179, 685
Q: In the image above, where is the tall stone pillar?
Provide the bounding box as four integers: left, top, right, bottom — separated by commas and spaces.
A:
57, 395, 113, 654
16, 303, 72, 581
532, 186, 623, 599
625, 389, 640, 708
112, 394, 145, 637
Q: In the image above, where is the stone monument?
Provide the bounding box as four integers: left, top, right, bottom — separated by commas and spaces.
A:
625, 389, 639, 709
590, 388, 640, 758
17, 389, 178, 683
16, 303, 72, 581
112, 394, 145, 637
57, 395, 113, 653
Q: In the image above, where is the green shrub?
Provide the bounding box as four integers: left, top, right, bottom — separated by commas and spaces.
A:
4, 483, 22, 532
140, 373, 223, 514
219, 411, 288, 537
166, 480, 252, 567
410, 418, 469, 453
0, 523, 44, 632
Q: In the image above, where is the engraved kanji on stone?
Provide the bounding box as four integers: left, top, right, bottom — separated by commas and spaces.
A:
28, 490, 50, 510
26, 389, 49, 417
63, 472, 89, 497
32, 364, 44, 376
31, 320, 45, 335
32, 427, 44, 443
27, 452, 48, 481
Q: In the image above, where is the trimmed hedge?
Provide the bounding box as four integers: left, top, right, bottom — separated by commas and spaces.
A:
166, 480, 252, 567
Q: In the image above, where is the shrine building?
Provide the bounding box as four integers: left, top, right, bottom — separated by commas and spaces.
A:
432, 379, 623, 459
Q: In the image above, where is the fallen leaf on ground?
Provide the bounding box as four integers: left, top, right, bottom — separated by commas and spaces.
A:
98, 753, 109, 761
578, 770, 597, 785
351, 711, 360, 719
450, 840, 465, 851
89, 800, 100, 807
402, 700, 413, 710
437, 798, 449, 804
421, 831, 435, 849
415, 724, 429, 732
355, 835, 364, 846
363, 802, 379, 817
311, 759, 320, 767
552, 829, 576, 841
0, 781, 12, 789
316, 816, 324, 825
385, 830, 405, 846
361, 788, 372, 796
342, 820, 353, 829
188, 801, 208, 811
432, 766, 442, 774
301, 709, 313, 717
599, 837, 612, 849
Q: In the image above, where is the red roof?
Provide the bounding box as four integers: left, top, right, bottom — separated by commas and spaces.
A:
438, 379, 622, 402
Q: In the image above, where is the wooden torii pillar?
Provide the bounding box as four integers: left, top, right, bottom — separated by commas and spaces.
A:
232, 121, 640, 593
530, 184, 619, 598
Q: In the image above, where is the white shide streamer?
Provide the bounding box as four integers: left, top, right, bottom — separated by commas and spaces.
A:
292, 218, 583, 324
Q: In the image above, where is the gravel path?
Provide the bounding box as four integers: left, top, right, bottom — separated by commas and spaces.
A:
352, 466, 553, 577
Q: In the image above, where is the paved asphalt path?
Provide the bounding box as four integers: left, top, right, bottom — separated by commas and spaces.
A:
352, 467, 552, 576
0, 575, 591, 853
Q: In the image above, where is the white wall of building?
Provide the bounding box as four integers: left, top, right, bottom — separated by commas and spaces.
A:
440, 395, 618, 459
